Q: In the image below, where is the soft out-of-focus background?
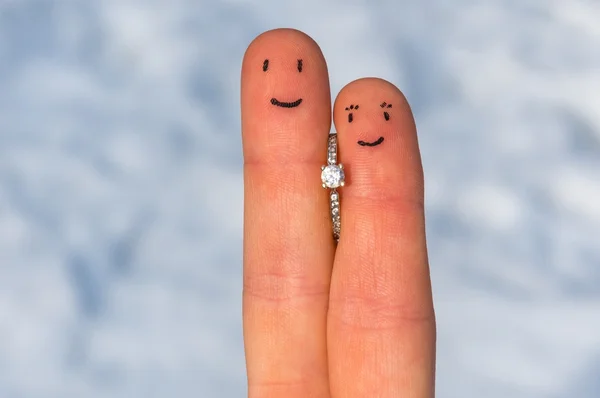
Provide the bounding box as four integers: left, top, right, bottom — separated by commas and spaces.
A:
1, 0, 599, 397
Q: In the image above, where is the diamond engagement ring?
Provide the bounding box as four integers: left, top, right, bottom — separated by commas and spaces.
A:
321, 133, 344, 242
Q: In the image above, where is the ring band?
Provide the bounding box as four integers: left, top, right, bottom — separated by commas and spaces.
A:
321, 133, 345, 242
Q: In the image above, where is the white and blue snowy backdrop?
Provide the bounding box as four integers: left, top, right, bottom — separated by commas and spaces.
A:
1, 1, 599, 397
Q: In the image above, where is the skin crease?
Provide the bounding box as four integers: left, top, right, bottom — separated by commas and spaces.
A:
242, 28, 435, 398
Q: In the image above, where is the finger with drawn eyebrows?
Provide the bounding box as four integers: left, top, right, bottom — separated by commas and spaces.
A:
328, 78, 436, 398
241, 29, 334, 398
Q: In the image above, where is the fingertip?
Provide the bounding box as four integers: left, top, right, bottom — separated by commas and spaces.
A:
333, 77, 414, 130
241, 28, 328, 96
242, 28, 322, 66
332, 77, 422, 201
241, 28, 331, 164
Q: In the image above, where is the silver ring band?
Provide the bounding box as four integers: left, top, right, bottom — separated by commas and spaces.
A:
321, 133, 344, 242
330, 190, 341, 242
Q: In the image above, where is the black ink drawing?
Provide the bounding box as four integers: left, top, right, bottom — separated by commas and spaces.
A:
263, 58, 304, 108
357, 137, 384, 147
380, 101, 392, 121
345, 104, 359, 123
270, 98, 303, 108
353, 101, 392, 147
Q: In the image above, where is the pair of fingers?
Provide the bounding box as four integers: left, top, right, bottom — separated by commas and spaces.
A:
241, 29, 435, 398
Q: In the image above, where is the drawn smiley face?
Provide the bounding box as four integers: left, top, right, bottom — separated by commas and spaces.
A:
345, 101, 392, 147
263, 58, 304, 108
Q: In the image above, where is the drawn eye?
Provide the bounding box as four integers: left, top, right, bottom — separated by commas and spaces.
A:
345, 104, 358, 123
263, 59, 269, 72
297, 59, 303, 72
380, 102, 392, 120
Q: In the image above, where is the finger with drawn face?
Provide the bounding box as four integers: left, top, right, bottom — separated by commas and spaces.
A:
241, 29, 333, 398
328, 78, 436, 398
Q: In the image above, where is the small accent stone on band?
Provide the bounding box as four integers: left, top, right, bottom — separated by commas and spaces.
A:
327, 134, 337, 165
330, 189, 341, 241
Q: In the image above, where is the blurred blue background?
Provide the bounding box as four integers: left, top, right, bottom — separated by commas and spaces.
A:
1, 0, 599, 397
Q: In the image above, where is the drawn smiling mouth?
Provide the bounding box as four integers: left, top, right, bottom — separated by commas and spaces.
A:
271, 98, 303, 108
357, 136, 384, 147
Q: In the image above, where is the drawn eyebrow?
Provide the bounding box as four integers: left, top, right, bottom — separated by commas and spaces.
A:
263, 59, 269, 72
297, 59, 303, 72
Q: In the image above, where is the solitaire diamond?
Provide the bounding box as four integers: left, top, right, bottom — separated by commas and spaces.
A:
321, 165, 345, 189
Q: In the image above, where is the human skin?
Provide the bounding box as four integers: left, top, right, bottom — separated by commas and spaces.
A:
241, 28, 436, 398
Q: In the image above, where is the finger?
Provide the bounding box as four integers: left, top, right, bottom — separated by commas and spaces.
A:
328, 78, 436, 398
241, 29, 333, 398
